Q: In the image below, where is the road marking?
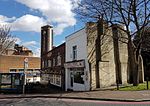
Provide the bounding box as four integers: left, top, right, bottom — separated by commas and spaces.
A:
56, 98, 150, 105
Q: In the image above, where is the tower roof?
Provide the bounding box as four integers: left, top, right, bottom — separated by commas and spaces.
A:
41, 25, 53, 29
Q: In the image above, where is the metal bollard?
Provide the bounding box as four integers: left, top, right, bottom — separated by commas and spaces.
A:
146, 77, 149, 90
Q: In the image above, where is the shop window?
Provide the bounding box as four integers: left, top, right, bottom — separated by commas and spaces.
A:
49, 74, 53, 84
13, 74, 20, 85
42, 61, 44, 68
48, 60, 51, 67
44, 60, 47, 67
57, 53, 61, 66
55, 75, 61, 86
19, 69, 24, 72
72, 45, 77, 60
36, 72, 40, 77
1, 74, 11, 84
35, 69, 40, 72
74, 71, 84, 84
53, 58, 55, 66
10, 69, 17, 72
26, 72, 32, 77
27, 69, 33, 71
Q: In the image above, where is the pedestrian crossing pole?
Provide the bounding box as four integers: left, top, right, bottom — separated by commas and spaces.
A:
23, 58, 28, 94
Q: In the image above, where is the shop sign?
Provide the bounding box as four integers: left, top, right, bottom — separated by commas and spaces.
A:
64, 60, 85, 68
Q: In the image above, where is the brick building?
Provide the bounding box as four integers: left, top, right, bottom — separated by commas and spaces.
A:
0, 44, 41, 83
0, 55, 40, 73
41, 43, 65, 90
41, 25, 65, 90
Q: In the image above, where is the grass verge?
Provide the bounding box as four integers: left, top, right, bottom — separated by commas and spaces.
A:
115, 82, 150, 91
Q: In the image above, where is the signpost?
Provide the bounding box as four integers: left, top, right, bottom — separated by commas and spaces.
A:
23, 58, 28, 94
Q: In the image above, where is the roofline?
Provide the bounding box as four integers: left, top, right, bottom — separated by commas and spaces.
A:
41, 25, 53, 29
47, 42, 65, 53
65, 27, 85, 38
0, 54, 41, 58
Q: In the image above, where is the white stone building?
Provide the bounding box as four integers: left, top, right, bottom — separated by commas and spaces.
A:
65, 28, 90, 91
64, 21, 129, 91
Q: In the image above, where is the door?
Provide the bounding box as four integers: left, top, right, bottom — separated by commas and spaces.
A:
70, 72, 73, 88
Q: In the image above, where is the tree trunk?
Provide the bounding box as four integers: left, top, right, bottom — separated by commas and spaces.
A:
127, 38, 139, 86
138, 54, 144, 83
112, 27, 122, 84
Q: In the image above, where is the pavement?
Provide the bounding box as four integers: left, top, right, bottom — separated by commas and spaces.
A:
1, 90, 150, 102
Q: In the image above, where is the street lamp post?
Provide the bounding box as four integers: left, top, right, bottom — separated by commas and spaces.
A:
23, 58, 28, 94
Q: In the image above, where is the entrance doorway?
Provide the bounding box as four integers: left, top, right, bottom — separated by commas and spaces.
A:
70, 72, 73, 88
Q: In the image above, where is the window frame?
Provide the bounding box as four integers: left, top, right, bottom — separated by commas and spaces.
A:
72, 45, 77, 60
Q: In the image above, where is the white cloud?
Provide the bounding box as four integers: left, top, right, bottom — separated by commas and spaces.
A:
0, 15, 16, 25
0, 0, 78, 35
54, 23, 68, 35
12, 14, 47, 32
14, 37, 22, 44
0, 14, 47, 32
12, 38, 38, 48
22, 41, 37, 47
0, 15, 16, 22
21, 40, 41, 57
4, 37, 40, 57
33, 48, 40, 57
15, 0, 77, 35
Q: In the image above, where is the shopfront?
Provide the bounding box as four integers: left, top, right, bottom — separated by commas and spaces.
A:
65, 60, 90, 91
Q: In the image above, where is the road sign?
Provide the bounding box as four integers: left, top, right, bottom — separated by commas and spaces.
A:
24, 58, 28, 63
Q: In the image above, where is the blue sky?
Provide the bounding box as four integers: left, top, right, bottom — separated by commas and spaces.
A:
0, 0, 84, 56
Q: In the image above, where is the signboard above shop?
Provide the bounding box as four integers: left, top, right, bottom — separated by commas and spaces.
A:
64, 60, 85, 68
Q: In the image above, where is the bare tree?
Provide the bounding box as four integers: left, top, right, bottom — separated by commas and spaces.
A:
74, 0, 150, 86
0, 25, 16, 55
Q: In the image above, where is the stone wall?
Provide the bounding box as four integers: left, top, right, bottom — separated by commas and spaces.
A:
86, 22, 128, 90
86, 22, 97, 89
111, 24, 128, 85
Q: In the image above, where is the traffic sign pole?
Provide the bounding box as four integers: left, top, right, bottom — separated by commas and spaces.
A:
23, 58, 28, 94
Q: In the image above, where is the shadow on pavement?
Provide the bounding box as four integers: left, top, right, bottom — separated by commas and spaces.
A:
0, 83, 70, 94
25, 83, 67, 94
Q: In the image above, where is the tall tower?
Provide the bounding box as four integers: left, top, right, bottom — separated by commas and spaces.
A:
41, 25, 53, 56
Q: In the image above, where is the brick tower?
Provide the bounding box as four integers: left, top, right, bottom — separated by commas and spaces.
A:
41, 25, 53, 56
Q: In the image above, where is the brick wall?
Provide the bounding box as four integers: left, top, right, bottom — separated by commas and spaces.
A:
0, 55, 40, 73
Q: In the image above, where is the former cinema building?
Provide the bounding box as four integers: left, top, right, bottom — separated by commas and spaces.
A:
41, 25, 65, 90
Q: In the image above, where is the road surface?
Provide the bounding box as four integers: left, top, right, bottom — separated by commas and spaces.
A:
0, 98, 150, 106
